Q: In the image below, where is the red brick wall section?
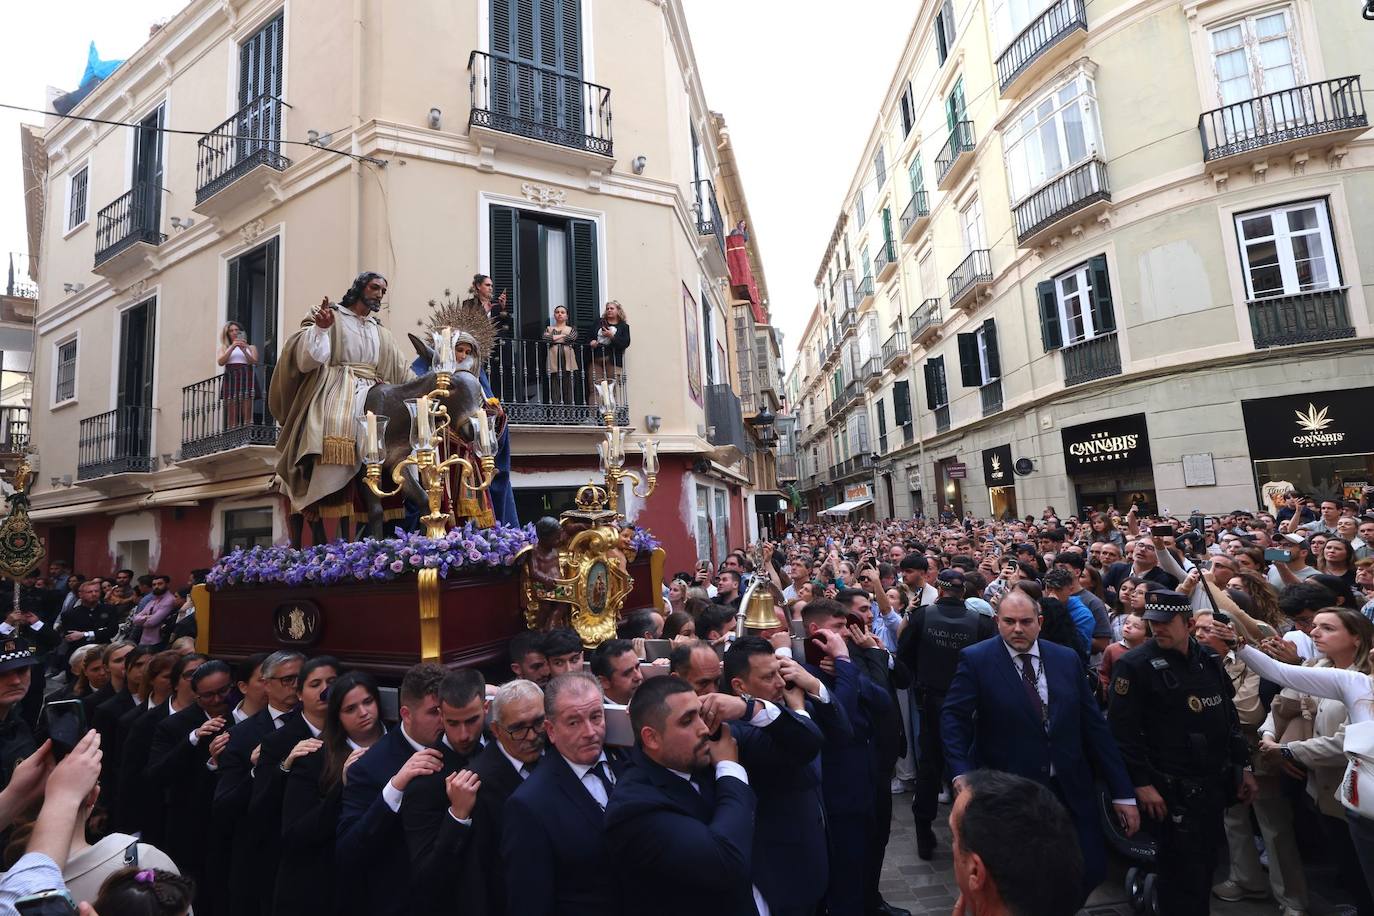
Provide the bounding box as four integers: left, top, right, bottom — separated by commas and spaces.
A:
632, 455, 697, 576
157, 506, 217, 582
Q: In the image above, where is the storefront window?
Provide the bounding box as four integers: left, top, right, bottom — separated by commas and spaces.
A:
1242, 388, 1374, 509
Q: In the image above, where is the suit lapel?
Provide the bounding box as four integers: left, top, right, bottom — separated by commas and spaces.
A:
996, 644, 1044, 730
551, 752, 608, 823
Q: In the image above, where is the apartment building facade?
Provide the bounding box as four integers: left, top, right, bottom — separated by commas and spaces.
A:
793, 0, 1372, 522
25, 0, 778, 578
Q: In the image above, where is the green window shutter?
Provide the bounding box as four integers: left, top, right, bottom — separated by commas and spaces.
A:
262, 237, 280, 388
982, 318, 1000, 379
893, 380, 911, 425
957, 332, 980, 387
882, 208, 893, 247
934, 356, 948, 405
225, 256, 243, 328
876, 398, 887, 437
908, 156, 923, 197
1088, 255, 1117, 334
1036, 279, 1063, 352
489, 204, 520, 327
569, 217, 600, 337
923, 361, 938, 410
862, 251, 872, 279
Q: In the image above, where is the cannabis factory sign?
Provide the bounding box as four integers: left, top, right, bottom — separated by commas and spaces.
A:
983, 444, 1014, 487
1060, 414, 1153, 474
1241, 388, 1374, 461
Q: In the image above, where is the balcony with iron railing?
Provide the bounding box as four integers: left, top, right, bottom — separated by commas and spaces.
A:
830, 270, 858, 311
948, 249, 993, 309
831, 453, 875, 480
980, 379, 1004, 416
194, 94, 291, 213
1062, 332, 1122, 386
861, 355, 883, 388
839, 307, 858, 337
1013, 158, 1110, 248
1199, 76, 1366, 166
93, 183, 164, 272
694, 178, 726, 258
487, 338, 628, 426
706, 383, 749, 455
901, 421, 915, 446
936, 121, 976, 189
909, 298, 942, 347
468, 50, 613, 160
882, 330, 909, 369
776, 453, 799, 481
1248, 288, 1355, 349
0, 407, 29, 456
856, 274, 875, 308
995, 0, 1088, 98
874, 240, 898, 283
900, 190, 930, 243
78, 406, 156, 481
877, 433, 888, 455
181, 374, 279, 461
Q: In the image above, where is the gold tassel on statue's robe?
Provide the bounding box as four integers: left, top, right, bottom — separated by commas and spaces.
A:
321, 436, 356, 465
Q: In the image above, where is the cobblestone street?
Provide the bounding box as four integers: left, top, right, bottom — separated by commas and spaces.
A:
879, 788, 1352, 916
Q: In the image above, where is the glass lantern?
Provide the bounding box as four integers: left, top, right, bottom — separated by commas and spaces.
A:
431, 328, 459, 374
406, 397, 436, 450
639, 439, 659, 476
356, 412, 390, 465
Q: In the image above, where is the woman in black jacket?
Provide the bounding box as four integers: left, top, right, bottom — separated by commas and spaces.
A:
275, 671, 385, 916
588, 300, 630, 391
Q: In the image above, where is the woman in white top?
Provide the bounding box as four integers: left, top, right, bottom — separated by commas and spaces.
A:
1236, 612, 1374, 890
216, 321, 258, 429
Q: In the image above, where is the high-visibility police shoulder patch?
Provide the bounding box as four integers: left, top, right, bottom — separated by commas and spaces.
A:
1114, 677, 1130, 696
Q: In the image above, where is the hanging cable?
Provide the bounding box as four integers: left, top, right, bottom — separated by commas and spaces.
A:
0, 101, 386, 166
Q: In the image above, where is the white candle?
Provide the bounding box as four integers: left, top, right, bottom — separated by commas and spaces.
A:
365, 410, 378, 455
416, 396, 431, 442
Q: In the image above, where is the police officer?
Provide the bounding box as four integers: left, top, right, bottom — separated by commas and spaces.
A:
1107, 589, 1256, 916
897, 568, 995, 859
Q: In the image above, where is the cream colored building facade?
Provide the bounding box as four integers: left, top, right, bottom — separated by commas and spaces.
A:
792, 0, 1373, 522
26, 0, 775, 576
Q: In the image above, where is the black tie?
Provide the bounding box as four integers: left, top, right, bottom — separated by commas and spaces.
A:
590, 760, 616, 798
1018, 653, 1046, 726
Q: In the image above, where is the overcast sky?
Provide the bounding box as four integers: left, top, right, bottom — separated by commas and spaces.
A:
1, 1, 914, 367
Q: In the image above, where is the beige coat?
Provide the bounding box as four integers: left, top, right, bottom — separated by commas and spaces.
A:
268, 309, 412, 512
1260, 659, 1350, 818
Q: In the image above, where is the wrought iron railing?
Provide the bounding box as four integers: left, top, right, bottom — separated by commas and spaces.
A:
1013, 158, 1109, 243
882, 330, 908, 366
776, 454, 799, 480
935, 404, 951, 434
874, 240, 896, 277
1248, 289, 1354, 349
936, 121, 976, 185
694, 178, 725, 257
861, 355, 882, 380
831, 453, 874, 479
77, 406, 156, 480
948, 249, 992, 305
94, 183, 164, 266
900, 190, 930, 236
195, 94, 291, 204
705, 383, 749, 453
902, 422, 915, 445
181, 373, 279, 459
877, 434, 889, 455
487, 337, 628, 426
1062, 332, 1122, 386
840, 307, 858, 335
0, 407, 29, 454
468, 50, 613, 157
980, 380, 1004, 415
995, 0, 1087, 94
909, 298, 941, 341
856, 274, 875, 302
1199, 76, 1366, 162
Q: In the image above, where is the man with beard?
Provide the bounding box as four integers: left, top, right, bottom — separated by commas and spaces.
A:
269, 271, 413, 545
126, 574, 178, 648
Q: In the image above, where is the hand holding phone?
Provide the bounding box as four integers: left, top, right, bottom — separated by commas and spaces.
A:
42, 700, 86, 762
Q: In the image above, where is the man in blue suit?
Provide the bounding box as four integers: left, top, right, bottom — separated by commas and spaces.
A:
722, 636, 846, 916
335, 663, 446, 916
501, 672, 628, 915
941, 588, 1139, 901
605, 676, 759, 916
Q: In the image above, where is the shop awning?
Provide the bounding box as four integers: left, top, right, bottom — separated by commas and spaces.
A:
820, 498, 873, 516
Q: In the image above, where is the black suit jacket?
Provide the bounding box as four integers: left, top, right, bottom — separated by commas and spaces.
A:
213, 708, 281, 916
605, 747, 758, 916
501, 748, 628, 916
275, 738, 338, 916
147, 704, 219, 874
398, 734, 487, 912
93, 689, 136, 802
114, 700, 171, 838
455, 741, 531, 916
335, 726, 415, 916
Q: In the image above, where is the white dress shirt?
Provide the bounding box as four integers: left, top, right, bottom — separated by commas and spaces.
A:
381, 722, 427, 812
566, 751, 616, 810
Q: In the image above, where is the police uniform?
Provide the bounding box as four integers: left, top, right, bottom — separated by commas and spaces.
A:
1107, 590, 1249, 916
0, 637, 40, 849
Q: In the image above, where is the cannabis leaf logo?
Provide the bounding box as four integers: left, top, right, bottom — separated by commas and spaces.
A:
991, 454, 1002, 471
1294, 403, 1333, 433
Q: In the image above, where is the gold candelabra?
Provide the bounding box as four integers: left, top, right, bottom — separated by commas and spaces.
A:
592, 380, 657, 515
358, 330, 497, 538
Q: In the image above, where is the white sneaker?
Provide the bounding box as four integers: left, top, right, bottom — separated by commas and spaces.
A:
890, 777, 913, 794
938, 787, 952, 804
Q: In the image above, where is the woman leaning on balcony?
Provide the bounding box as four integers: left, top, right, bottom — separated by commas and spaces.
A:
588, 299, 631, 389
217, 320, 259, 429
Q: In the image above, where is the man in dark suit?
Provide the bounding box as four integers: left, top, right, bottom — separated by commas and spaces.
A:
214, 650, 301, 916
335, 662, 446, 916
605, 676, 759, 916
146, 659, 233, 911
942, 588, 1139, 900
55, 580, 118, 662
800, 598, 891, 916
501, 672, 627, 915
399, 668, 490, 908
430, 678, 543, 916
721, 636, 834, 916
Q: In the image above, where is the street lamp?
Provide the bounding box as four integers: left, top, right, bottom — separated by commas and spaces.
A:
746, 405, 777, 445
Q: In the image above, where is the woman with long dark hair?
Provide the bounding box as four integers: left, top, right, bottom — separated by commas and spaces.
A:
276, 671, 385, 915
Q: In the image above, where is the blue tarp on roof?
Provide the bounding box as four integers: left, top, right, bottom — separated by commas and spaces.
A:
53, 42, 125, 115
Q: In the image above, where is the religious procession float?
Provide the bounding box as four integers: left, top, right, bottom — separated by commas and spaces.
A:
183, 280, 668, 678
